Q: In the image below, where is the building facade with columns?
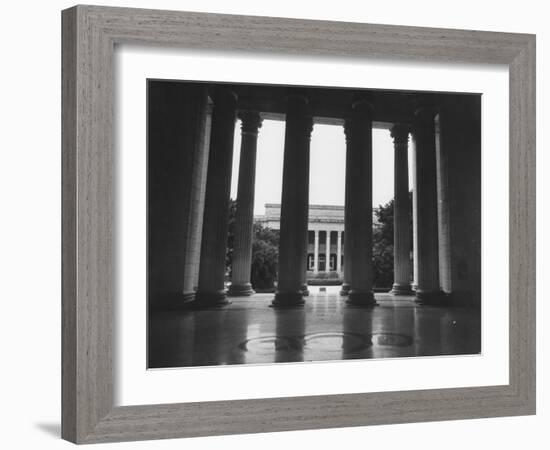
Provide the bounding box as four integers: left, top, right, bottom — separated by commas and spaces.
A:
256, 204, 346, 274
255, 204, 384, 276
147, 80, 481, 310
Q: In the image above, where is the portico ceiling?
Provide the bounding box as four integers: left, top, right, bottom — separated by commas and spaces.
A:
213, 82, 438, 124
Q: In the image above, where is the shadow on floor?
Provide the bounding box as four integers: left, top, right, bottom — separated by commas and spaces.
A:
149, 293, 481, 368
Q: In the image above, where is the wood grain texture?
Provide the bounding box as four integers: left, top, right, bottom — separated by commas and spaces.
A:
61, 7, 77, 443
61, 4, 536, 444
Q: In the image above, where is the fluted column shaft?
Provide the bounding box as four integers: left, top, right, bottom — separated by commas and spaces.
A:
435, 114, 452, 293
411, 139, 419, 291
301, 228, 309, 296
273, 95, 313, 307
336, 231, 342, 273
390, 124, 414, 295
194, 88, 238, 307
313, 230, 319, 272
148, 83, 208, 308
412, 102, 442, 304
346, 99, 377, 307
340, 120, 353, 296
325, 230, 331, 272
228, 111, 263, 296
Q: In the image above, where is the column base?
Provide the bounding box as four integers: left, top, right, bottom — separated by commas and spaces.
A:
271, 291, 305, 308
182, 291, 196, 304
191, 290, 231, 309
339, 283, 351, 296
346, 290, 378, 307
414, 290, 445, 305
227, 283, 255, 297
301, 284, 310, 297
390, 283, 415, 296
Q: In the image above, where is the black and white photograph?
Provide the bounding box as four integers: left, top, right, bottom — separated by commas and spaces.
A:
2, 0, 543, 447
147, 80, 482, 368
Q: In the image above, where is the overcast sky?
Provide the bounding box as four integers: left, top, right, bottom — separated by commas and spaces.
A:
230, 119, 412, 216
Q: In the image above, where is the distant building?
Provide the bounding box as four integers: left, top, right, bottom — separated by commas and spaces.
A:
254, 203, 380, 274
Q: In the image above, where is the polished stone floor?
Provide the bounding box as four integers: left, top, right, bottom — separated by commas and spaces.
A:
148, 291, 481, 368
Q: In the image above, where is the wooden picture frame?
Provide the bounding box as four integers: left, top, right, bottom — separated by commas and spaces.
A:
61, 5, 536, 444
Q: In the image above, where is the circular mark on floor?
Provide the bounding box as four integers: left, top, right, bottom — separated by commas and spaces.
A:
239, 332, 413, 355
372, 333, 413, 347
303, 332, 372, 353
239, 336, 300, 353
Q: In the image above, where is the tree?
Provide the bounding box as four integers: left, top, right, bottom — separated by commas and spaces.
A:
225, 198, 237, 276
250, 223, 279, 291
225, 201, 279, 290
372, 192, 413, 289
373, 198, 394, 288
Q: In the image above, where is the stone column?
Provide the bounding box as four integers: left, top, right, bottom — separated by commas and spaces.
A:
340, 119, 352, 297
148, 83, 208, 308
346, 99, 377, 307
336, 231, 342, 274
313, 230, 319, 273
191, 109, 212, 291
325, 230, 331, 272
390, 124, 414, 295
435, 114, 452, 294
411, 137, 419, 291
273, 95, 313, 307
301, 228, 310, 296
194, 87, 238, 307
412, 100, 442, 304
228, 111, 263, 296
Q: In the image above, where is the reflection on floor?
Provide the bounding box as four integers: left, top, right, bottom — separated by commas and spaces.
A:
148, 292, 481, 368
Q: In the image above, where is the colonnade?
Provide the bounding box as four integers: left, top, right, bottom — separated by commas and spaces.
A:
310, 230, 343, 273
156, 85, 446, 309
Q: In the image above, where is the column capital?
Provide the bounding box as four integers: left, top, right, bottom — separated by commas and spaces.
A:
411, 96, 438, 142
351, 97, 375, 115
285, 93, 310, 115
390, 124, 410, 145
412, 95, 438, 121
238, 110, 263, 136
285, 94, 313, 137
210, 86, 238, 108
286, 92, 309, 104
344, 97, 374, 141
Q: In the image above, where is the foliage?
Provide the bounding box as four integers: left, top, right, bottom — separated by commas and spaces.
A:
252, 222, 279, 247
372, 192, 413, 288
373, 198, 394, 288
225, 193, 413, 290
225, 199, 237, 276
307, 270, 342, 286
226, 200, 279, 289
307, 271, 341, 280
250, 223, 279, 290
